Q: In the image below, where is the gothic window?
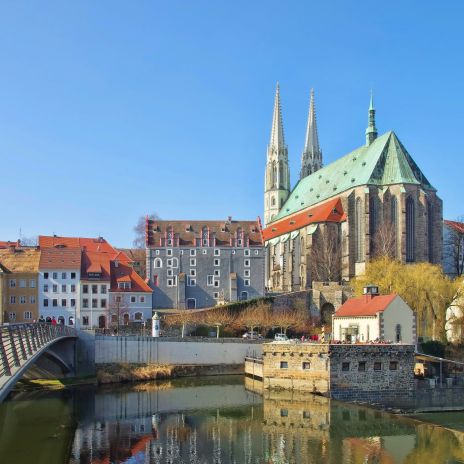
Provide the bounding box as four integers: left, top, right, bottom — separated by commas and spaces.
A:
271, 196, 276, 207
279, 164, 284, 188
355, 197, 364, 262
427, 200, 433, 262
391, 196, 398, 258
406, 197, 415, 262
273, 163, 277, 188
369, 196, 378, 254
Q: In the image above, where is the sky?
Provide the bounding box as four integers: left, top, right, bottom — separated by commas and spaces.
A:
0, 1, 463, 247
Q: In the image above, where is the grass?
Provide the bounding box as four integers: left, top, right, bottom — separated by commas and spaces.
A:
96, 363, 174, 384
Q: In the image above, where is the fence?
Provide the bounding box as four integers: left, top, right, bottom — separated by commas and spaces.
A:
0, 323, 76, 378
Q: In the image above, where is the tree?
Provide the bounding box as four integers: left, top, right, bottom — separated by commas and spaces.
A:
202, 308, 236, 338
133, 213, 160, 248
352, 257, 460, 341
372, 221, 397, 259
272, 308, 306, 335
165, 310, 201, 338
444, 218, 464, 277
310, 225, 341, 282
109, 292, 129, 334
235, 304, 268, 337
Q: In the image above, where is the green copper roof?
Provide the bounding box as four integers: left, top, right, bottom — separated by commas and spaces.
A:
273, 131, 435, 222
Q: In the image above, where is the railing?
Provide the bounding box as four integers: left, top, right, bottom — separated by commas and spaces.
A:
0, 323, 76, 378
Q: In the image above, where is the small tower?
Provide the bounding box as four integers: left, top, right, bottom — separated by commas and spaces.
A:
300, 88, 322, 179
365, 92, 378, 146
264, 83, 290, 226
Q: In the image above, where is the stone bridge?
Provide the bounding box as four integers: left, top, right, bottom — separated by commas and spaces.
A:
0, 323, 77, 402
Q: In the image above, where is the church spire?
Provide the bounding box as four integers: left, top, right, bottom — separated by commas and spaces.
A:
365, 91, 378, 146
300, 88, 322, 179
269, 83, 285, 152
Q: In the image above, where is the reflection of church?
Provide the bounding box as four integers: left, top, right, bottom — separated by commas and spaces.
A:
263, 86, 442, 293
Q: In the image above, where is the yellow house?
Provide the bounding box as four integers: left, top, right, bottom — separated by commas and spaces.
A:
0, 247, 41, 324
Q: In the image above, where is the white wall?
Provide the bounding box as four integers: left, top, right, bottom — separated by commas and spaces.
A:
332, 316, 379, 342
382, 296, 415, 344
95, 337, 263, 365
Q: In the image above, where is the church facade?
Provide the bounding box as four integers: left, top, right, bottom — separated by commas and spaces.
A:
262, 86, 442, 293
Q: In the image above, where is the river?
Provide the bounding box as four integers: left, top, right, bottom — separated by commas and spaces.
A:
0, 376, 463, 464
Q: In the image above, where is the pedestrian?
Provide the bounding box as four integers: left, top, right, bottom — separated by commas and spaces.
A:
51, 316, 57, 326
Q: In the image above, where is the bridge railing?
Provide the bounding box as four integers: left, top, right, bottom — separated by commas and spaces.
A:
0, 323, 76, 378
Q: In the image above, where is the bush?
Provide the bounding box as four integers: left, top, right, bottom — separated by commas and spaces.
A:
420, 340, 446, 358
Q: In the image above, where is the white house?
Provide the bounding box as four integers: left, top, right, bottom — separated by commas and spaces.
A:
332, 285, 416, 344
38, 247, 81, 325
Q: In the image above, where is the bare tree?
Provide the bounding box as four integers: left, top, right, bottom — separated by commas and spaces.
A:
203, 308, 236, 338
19, 236, 38, 246
133, 213, 160, 248
165, 310, 201, 338
444, 218, 464, 277
109, 292, 129, 334
372, 221, 397, 259
235, 305, 267, 337
272, 308, 306, 335
310, 225, 341, 282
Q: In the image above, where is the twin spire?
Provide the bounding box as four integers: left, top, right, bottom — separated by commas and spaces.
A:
269, 83, 286, 152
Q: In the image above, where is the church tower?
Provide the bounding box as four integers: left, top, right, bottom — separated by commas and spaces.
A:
264, 84, 290, 226
300, 88, 322, 179
365, 92, 378, 146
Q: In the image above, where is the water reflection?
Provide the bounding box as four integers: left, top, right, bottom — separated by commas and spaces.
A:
1, 376, 464, 463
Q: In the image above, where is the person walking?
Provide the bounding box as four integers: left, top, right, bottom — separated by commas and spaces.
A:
51, 316, 57, 326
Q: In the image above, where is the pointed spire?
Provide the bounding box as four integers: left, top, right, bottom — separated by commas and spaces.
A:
300, 88, 322, 179
366, 90, 378, 146
269, 82, 286, 151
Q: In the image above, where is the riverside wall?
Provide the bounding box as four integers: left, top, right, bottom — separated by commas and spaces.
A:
95, 336, 263, 365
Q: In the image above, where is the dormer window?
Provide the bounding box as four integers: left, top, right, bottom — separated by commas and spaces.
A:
118, 282, 131, 290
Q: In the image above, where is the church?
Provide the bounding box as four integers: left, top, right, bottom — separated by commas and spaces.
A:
262, 85, 442, 293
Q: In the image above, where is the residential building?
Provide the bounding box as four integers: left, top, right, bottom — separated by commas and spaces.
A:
0, 246, 40, 324
332, 285, 416, 344
146, 218, 265, 309
443, 220, 464, 278
116, 248, 147, 279
263, 87, 442, 293
38, 246, 81, 325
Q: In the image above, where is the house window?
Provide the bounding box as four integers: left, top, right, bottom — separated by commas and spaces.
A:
9, 279, 16, 288
62, 272, 67, 279
166, 249, 173, 256
167, 269, 174, 277
244, 249, 250, 256
342, 362, 350, 371
53, 272, 58, 279
118, 282, 131, 289
20, 296, 26, 304
396, 324, 402, 342
52, 299, 58, 307
62, 299, 67, 307
207, 275, 214, 286
44, 284, 49, 292
44, 272, 49, 279
53, 284, 58, 293
101, 299, 107, 308
189, 269, 196, 277
244, 279, 250, 286
190, 249, 196, 256
214, 249, 220, 256
71, 272, 76, 279
9, 312, 16, 321
244, 269, 250, 277
237, 239, 243, 246
188, 277, 196, 287
358, 361, 366, 372
29, 279, 36, 287
30, 296, 36, 304
374, 362, 382, 371
71, 284, 76, 292
280, 361, 288, 369
83, 285, 89, 294
71, 299, 76, 307
140, 296, 145, 303
254, 250, 259, 255
214, 280, 220, 287
214, 259, 220, 266
24, 311, 32, 320
82, 316, 89, 326
190, 258, 196, 267
115, 296, 122, 303
92, 285, 98, 294
101, 285, 107, 294
9, 296, 16, 304
44, 299, 49, 307
244, 259, 250, 267
302, 362, 311, 370
214, 269, 220, 277
389, 361, 398, 371
202, 249, 207, 254
92, 299, 98, 308
167, 277, 177, 287
62, 284, 66, 292
131, 296, 136, 303
83, 299, 89, 308
155, 250, 160, 255
19, 279, 26, 288
232, 250, 236, 254
213, 292, 219, 299
154, 258, 163, 268
167, 258, 173, 267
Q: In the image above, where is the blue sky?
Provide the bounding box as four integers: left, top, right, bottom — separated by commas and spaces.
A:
0, 1, 462, 247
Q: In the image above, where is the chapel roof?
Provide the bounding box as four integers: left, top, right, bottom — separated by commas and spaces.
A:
272, 131, 435, 222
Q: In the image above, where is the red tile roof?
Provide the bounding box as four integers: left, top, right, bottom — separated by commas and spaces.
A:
444, 220, 464, 234
0, 240, 20, 248
335, 294, 397, 317
39, 247, 82, 269
146, 219, 263, 247
81, 251, 111, 281
110, 261, 152, 293
262, 197, 346, 241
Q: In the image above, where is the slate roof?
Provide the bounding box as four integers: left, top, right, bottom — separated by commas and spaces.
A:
39, 247, 82, 269
334, 294, 397, 317
272, 131, 435, 222
146, 219, 264, 247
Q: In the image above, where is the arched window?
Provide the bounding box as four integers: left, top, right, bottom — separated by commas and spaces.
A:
170, 257, 178, 268
427, 200, 434, 262
369, 196, 378, 254
355, 198, 364, 262
154, 258, 162, 268
273, 163, 277, 188
271, 196, 276, 207
391, 196, 398, 258
406, 197, 415, 262
279, 164, 284, 188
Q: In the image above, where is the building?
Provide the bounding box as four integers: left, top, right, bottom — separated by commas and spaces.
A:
0, 246, 41, 324
262, 86, 442, 293
38, 246, 82, 325
332, 285, 416, 344
116, 248, 147, 279
443, 220, 464, 278
146, 218, 265, 309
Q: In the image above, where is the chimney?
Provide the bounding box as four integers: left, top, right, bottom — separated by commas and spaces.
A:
363, 284, 379, 302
